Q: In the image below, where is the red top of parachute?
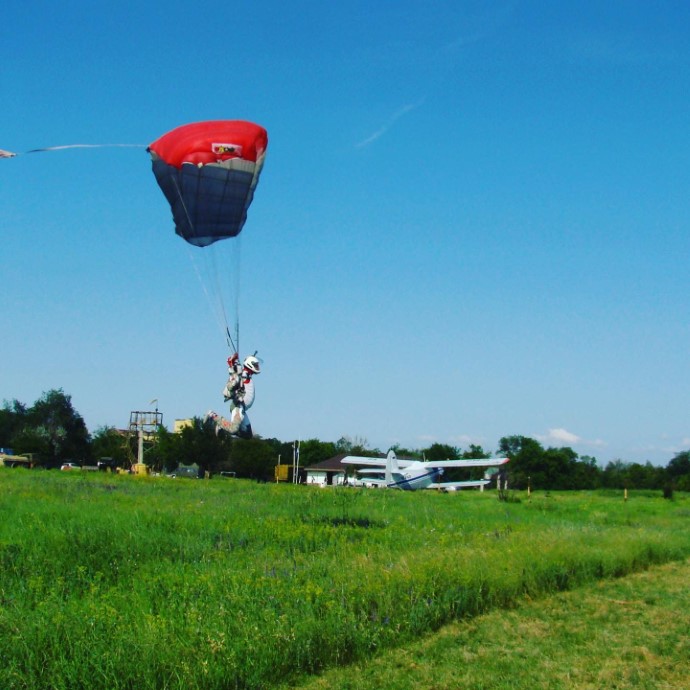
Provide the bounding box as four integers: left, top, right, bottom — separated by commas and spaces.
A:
149, 120, 267, 168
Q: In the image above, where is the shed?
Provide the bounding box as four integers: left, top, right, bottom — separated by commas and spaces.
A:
303, 452, 386, 487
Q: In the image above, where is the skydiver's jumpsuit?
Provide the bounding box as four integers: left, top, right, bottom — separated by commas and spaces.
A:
212, 360, 255, 438
223, 365, 255, 438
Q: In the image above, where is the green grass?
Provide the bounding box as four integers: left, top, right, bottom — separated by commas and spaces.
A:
0, 470, 689, 689
292, 558, 690, 689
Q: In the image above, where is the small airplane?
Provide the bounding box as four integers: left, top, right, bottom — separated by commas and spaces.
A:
342, 449, 509, 491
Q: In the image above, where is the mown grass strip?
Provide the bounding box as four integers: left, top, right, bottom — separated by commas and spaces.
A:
291, 558, 690, 689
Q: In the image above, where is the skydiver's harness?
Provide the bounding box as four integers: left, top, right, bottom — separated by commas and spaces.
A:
223, 358, 252, 409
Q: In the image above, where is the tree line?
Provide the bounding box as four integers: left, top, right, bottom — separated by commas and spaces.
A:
1, 389, 689, 491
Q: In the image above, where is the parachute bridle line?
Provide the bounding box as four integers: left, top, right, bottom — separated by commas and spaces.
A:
2, 144, 146, 157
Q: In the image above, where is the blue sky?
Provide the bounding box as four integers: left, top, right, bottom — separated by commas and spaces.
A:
2, 1, 689, 464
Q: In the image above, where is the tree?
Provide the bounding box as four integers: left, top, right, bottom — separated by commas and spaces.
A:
667, 451, 690, 491
11, 426, 50, 459
422, 443, 459, 461
461, 444, 490, 460
501, 441, 602, 490
0, 399, 28, 449
602, 459, 628, 489
335, 436, 352, 453
540, 447, 579, 489
497, 435, 545, 489
602, 459, 668, 490
299, 439, 337, 468
91, 426, 130, 467
335, 436, 376, 456
230, 438, 277, 481
571, 455, 601, 490
25, 389, 90, 466
176, 417, 232, 475
498, 435, 534, 459
389, 444, 422, 459
625, 462, 663, 490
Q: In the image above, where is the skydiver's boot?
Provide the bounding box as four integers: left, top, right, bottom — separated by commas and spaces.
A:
205, 410, 221, 435
237, 421, 253, 440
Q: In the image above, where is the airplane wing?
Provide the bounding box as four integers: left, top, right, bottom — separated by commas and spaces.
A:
342, 456, 509, 469
355, 477, 388, 487
428, 480, 491, 490
341, 455, 415, 468
341, 456, 388, 466
426, 458, 509, 468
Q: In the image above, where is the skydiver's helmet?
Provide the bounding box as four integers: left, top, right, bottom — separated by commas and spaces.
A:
243, 355, 261, 375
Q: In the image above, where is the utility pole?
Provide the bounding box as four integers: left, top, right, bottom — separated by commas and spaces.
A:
292, 440, 300, 484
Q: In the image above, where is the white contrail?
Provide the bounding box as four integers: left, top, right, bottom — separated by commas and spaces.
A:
356, 97, 426, 148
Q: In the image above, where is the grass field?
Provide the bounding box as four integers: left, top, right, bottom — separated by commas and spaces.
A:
0, 470, 688, 689
291, 558, 690, 689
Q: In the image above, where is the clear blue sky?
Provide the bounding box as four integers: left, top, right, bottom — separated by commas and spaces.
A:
2, 1, 689, 465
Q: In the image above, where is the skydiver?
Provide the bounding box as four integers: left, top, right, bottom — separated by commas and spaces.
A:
206, 353, 261, 439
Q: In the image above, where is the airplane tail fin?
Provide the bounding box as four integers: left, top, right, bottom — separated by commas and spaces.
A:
385, 449, 399, 485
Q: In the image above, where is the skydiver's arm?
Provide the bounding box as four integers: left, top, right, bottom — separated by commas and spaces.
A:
223, 373, 241, 401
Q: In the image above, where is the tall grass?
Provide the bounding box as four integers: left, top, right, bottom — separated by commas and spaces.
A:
0, 470, 688, 689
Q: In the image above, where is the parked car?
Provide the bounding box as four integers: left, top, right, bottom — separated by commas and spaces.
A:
167, 465, 200, 479
60, 462, 79, 471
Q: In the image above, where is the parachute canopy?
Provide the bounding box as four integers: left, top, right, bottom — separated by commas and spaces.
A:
148, 120, 268, 247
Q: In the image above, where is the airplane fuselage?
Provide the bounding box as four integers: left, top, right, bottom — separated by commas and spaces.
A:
387, 464, 443, 490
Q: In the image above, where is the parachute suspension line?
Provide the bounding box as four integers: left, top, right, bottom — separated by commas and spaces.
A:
186, 246, 229, 336
172, 173, 227, 338
170, 174, 195, 245
174, 173, 242, 353
226, 327, 237, 354
232, 237, 242, 356
199, 232, 242, 356
205, 232, 242, 356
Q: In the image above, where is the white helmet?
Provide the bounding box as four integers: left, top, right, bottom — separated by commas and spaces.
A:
243, 355, 261, 374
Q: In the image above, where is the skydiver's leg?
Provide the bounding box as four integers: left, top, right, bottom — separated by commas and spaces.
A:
205, 409, 243, 435
237, 414, 253, 439
228, 406, 244, 432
